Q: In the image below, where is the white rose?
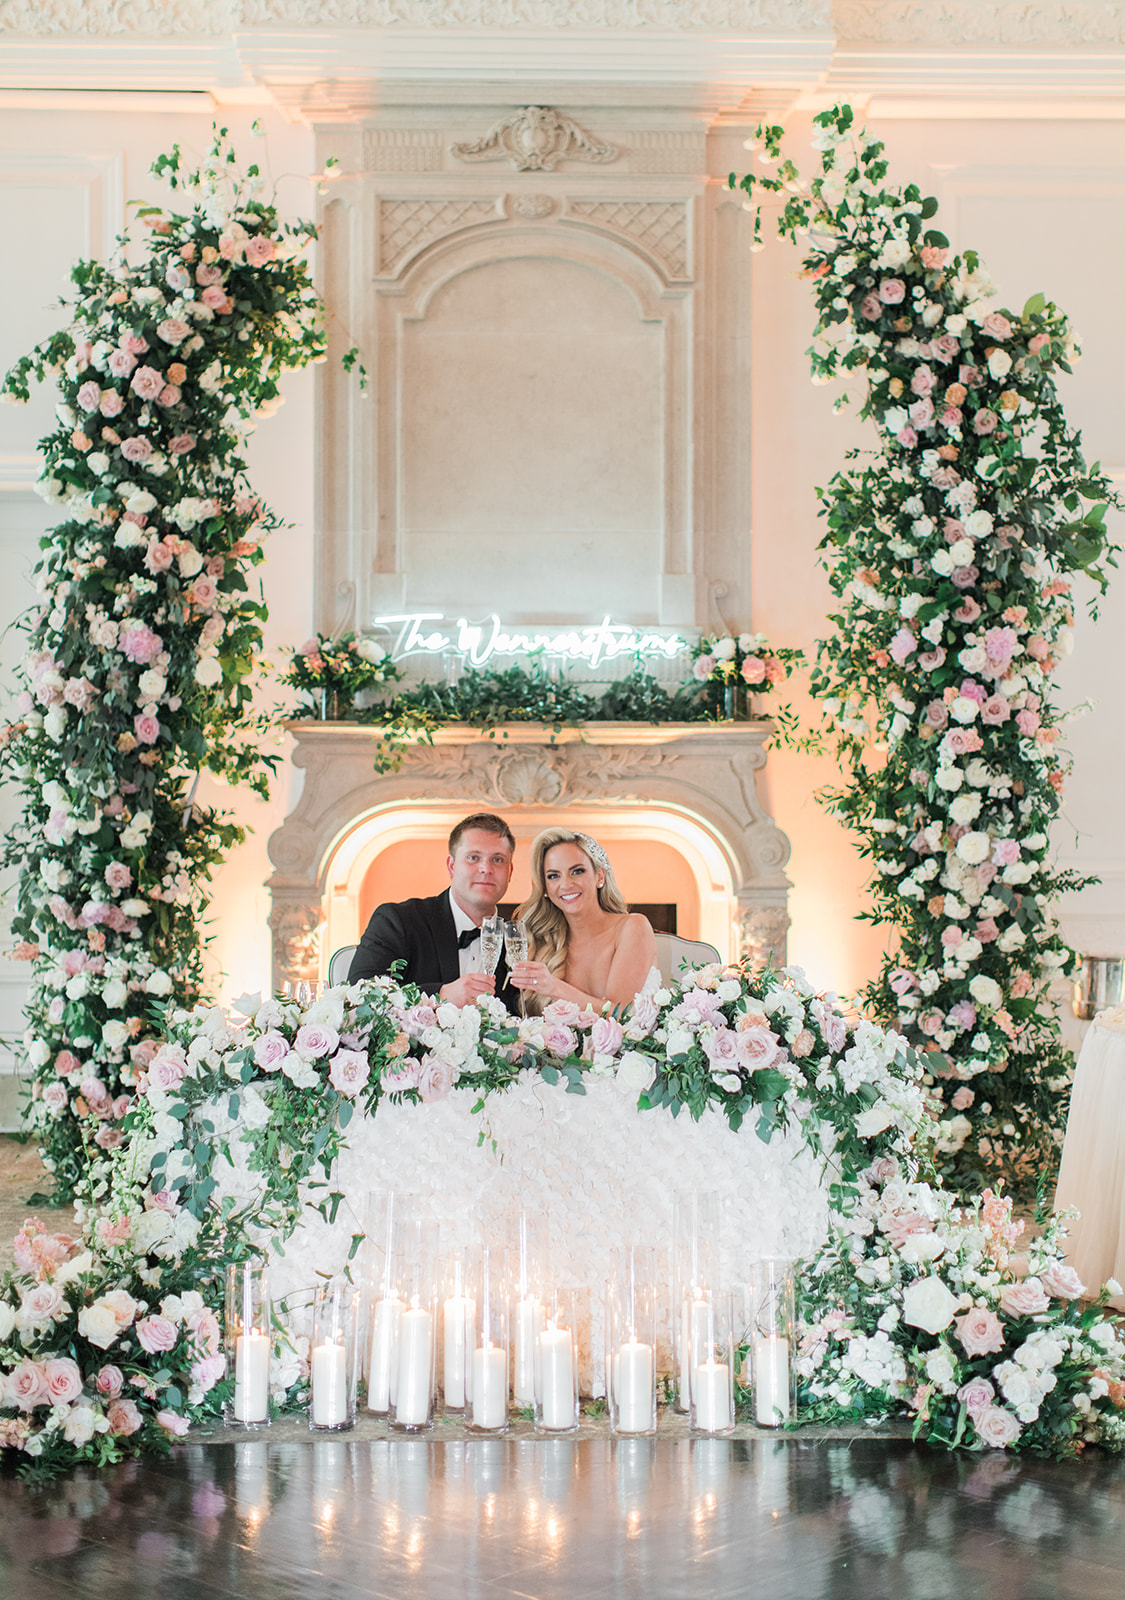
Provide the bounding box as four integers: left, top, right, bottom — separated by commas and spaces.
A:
0, 1302, 16, 1340
194, 655, 223, 687
713, 637, 737, 661
949, 539, 975, 566
987, 349, 1012, 380
935, 768, 963, 792
123, 489, 157, 515
88, 452, 110, 476
666, 1029, 693, 1059
931, 550, 955, 576
102, 1020, 129, 1049
964, 510, 993, 539
101, 978, 128, 1010
879, 237, 912, 268
969, 974, 1003, 1009
616, 1051, 657, 1094
901, 1275, 960, 1336
949, 794, 981, 825
354, 637, 386, 665
956, 832, 990, 865
77, 1300, 120, 1349
146, 970, 173, 996
925, 1346, 957, 1385
950, 696, 980, 725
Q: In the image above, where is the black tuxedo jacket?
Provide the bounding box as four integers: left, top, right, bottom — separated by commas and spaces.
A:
348, 890, 519, 1010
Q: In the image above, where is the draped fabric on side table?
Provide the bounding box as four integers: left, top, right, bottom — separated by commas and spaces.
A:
1055, 1007, 1125, 1309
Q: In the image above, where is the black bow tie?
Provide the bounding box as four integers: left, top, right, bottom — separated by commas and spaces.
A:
458, 927, 481, 949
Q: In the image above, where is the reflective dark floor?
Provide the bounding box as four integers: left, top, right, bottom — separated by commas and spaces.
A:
3, 1437, 1125, 1600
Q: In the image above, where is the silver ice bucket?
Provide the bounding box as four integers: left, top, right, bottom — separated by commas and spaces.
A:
1072, 955, 1124, 1020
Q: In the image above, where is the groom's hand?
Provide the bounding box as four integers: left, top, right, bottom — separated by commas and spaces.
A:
439, 973, 496, 1007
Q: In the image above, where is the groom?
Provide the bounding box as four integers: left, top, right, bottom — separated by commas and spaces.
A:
347, 812, 519, 1008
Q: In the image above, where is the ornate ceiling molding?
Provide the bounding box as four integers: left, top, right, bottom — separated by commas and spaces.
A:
834, 1, 1125, 48
0, 0, 831, 34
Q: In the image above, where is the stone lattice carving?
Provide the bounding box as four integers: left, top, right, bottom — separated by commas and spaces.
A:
451, 107, 617, 173
566, 198, 689, 278
738, 905, 791, 967
377, 197, 499, 272
363, 130, 443, 173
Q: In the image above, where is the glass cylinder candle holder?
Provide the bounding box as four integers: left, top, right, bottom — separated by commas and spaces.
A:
390, 1216, 439, 1432
750, 1258, 795, 1428
441, 1245, 475, 1415
671, 1191, 719, 1413
534, 1287, 581, 1434
363, 1192, 416, 1416
310, 1278, 359, 1432
468, 1245, 510, 1434
510, 1210, 548, 1409
225, 1262, 272, 1427
606, 1247, 657, 1437
688, 1288, 735, 1436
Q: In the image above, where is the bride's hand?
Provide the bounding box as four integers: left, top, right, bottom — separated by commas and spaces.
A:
510, 960, 554, 998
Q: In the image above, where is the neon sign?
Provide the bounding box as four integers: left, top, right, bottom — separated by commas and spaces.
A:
372, 613, 690, 670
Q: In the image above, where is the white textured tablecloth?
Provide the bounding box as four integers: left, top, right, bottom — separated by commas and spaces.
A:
229, 1073, 832, 1389
1055, 1008, 1125, 1308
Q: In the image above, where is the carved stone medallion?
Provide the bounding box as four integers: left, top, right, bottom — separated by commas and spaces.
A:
451, 107, 617, 172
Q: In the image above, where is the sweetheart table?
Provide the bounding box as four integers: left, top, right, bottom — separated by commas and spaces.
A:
230, 1072, 833, 1390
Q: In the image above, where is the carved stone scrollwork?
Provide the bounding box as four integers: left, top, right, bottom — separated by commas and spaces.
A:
451, 107, 618, 173
269, 900, 324, 988
738, 905, 791, 969
377, 197, 500, 274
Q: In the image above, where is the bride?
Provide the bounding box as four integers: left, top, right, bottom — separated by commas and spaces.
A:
509, 827, 657, 1014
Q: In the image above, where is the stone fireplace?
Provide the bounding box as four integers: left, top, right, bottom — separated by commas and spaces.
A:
267, 721, 791, 989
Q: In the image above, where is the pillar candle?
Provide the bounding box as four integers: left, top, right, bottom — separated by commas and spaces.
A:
753, 1335, 791, 1427
515, 1294, 544, 1405
471, 1343, 508, 1430
311, 1341, 348, 1428
537, 1323, 575, 1430
395, 1305, 434, 1427
693, 1359, 730, 1433
233, 1331, 270, 1423
443, 1294, 474, 1409
680, 1293, 711, 1402
614, 1339, 654, 1434
366, 1294, 402, 1413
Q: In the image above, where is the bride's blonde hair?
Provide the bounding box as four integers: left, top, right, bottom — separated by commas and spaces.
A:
516, 828, 628, 1012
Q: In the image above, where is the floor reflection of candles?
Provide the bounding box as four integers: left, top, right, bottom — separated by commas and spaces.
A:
540, 1439, 574, 1506
234, 1440, 269, 1524
756, 1438, 790, 1520
313, 1439, 348, 1531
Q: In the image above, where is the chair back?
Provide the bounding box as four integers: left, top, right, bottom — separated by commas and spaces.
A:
328, 944, 359, 986
652, 932, 722, 985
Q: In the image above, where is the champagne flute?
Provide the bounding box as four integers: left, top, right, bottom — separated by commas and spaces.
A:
480, 914, 502, 980
504, 919, 530, 1018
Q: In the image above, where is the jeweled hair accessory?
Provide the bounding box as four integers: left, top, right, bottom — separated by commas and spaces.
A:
576, 833, 610, 873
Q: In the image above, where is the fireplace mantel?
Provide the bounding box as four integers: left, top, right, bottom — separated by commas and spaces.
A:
267, 720, 792, 988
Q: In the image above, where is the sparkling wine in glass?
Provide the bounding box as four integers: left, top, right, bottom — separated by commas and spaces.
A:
504, 919, 530, 1016
480, 914, 502, 978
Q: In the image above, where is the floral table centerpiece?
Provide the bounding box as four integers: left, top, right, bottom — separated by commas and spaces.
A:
281, 630, 401, 720
689, 632, 806, 729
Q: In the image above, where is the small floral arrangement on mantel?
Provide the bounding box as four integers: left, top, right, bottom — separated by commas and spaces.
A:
690, 632, 807, 734
3, 961, 1122, 1475
280, 629, 401, 719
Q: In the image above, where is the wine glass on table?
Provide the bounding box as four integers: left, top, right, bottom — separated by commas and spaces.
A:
504, 918, 530, 1018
